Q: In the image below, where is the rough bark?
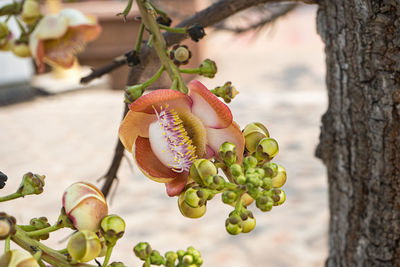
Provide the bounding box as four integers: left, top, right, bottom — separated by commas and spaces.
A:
316, 0, 400, 266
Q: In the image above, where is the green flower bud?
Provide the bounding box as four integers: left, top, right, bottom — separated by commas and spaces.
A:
0, 249, 39, 267
150, 250, 165, 265
205, 175, 225, 191
256, 138, 279, 162
182, 254, 193, 264
246, 183, 260, 199
12, 42, 31, 58
261, 177, 273, 190
29, 217, 51, 240
134, 242, 152, 261
225, 214, 242, 235
0, 22, 10, 40
199, 59, 217, 78
211, 81, 239, 103
184, 187, 207, 208
178, 192, 206, 218
272, 189, 286, 206
254, 167, 265, 178
271, 165, 287, 188
0, 212, 16, 240
108, 262, 127, 267
246, 174, 261, 187
125, 84, 144, 103
241, 211, 256, 233
177, 250, 185, 261
236, 175, 246, 185
189, 159, 217, 186
229, 163, 243, 178
67, 230, 102, 263
243, 156, 258, 170
164, 251, 177, 266
100, 214, 125, 246
256, 194, 274, 212
262, 162, 279, 177
218, 142, 237, 166
21, 0, 41, 25
243, 122, 269, 153
17, 172, 45, 196
222, 190, 238, 205
186, 246, 201, 261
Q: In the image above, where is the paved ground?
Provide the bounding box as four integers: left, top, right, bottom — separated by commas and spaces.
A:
0, 5, 328, 267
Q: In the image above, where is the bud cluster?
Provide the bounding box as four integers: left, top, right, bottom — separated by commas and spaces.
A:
134, 242, 203, 267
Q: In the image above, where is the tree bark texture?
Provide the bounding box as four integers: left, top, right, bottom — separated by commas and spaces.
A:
316, 0, 400, 266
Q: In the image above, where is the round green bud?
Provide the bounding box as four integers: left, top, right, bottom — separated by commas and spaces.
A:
222, 190, 238, 205
272, 189, 286, 206
108, 262, 127, 267
256, 138, 279, 162
190, 159, 217, 186
150, 250, 164, 265
0, 212, 16, 240
100, 214, 125, 246
256, 195, 274, 212
199, 59, 217, 78
225, 214, 242, 235
218, 142, 237, 166
254, 168, 265, 178
0, 23, 10, 40
67, 230, 101, 263
271, 165, 287, 188
177, 250, 185, 261
263, 162, 279, 177
243, 122, 269, 153
182, 254, 193, 264
241, 211, 256, 233
134, 242, 152, 260
246, 174, 261, 187
165, 251, 177, 265
229, 163, 243, 178
261, 177, 273, 190
21, 0, 41, 25
186, 246, 201, 260
184, 188, 205, 208
236, 175, 247, 185
246, 184, 260, 199
178, 192, 207, 219
243, 156, 258, 170
205, 174, 226, 191
0, 249, 39, 267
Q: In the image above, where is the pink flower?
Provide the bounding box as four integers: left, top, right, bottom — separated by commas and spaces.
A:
29, 9, 101, 72
119, 80, 244, 196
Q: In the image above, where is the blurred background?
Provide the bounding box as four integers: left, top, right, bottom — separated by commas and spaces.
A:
0, 1, 328, 266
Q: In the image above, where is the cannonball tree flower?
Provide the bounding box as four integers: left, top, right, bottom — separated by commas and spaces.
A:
29, 8, 101, 72
119, 80, 244, 196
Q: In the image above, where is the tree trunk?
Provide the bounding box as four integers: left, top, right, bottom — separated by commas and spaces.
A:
316, 0, 400, 266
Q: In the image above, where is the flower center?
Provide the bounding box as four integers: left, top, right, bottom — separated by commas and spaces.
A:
150, 105, 197, 173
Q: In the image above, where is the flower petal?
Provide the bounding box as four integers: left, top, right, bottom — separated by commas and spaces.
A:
60, 8, 96, 27
33, 14, 68, 39
130, 89, 191, 114
135, 137, 178, 183
119, 111, 156, 152
206, 121, 245, 163
165, 173, 188, 197
188, 80, 232, 129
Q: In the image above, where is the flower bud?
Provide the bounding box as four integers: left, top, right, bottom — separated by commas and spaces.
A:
240, 211, 256, 233
261, 177, 273, 190
256, 194, 274, 212
170, 44, 191, 65
0, 171, 8, 189
12, 42, 31, 58
29, 217, 50, 240
125, 84, 144, 103
164, 251, 177, 266
272, 188, 286, 206
21, 0, 41, 25
218, 142, 237, 166
134, 242, 152, 260
243, 156, 258, 170
189, 159, 217, 186
0, 212, 16, 240
198, 59, 217, 78
100, 214, 125, 246
67, 230, 101, 263
205, 175, 225, 191
178, 192, 206, 219
0, 23, 10, 40
17, 172, 45, 196
187, 23, 205, 42
211, 81, 239, 103
63, 182, 108, 232
246, 174, 261, 187
182, 254, 193, 264
222, 190, 238, 205
184, 187, 206, 208
225, 214, 242, 235
108, 262, 127, 267
262, 162, 279, 177
236, 175, 246, 185
271, 164, 287, 188
0, 249, 39, 267
150, 250, 165, 265
243, 122, 269, 153
229, 163, 243, 178
256, 138, 279, 162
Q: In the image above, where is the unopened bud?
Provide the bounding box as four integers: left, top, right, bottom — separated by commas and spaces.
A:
262, 162, 279, 177
243, 122, 269, 153
205, 175, 225, 191
256, 194, 274, 212
225, 214, 242, 235
29, 217, 50, 240
256, 138, 279, 162
170, 44, 191, 65
67, 230, 101, 263
198, 59, 217, 78
12, 42, 31, 58
134, 242, 152, 260
271, 165, 287, 188
187, 23, 205, 42
272, 189, 286, 206
0, 212, 16, 240
222, 190, 238, 205
17, 172, 45, 196
63, 182, 108, 231
229, 163, 243, 178
189, 159, 217, 186
150, 250, 165, 265
0, 23, 10, 40
21, 0, 41, 25
178, 191, 206, 219
165, 251, 177, 266
246, 174, 261, 187
184, 187, 206, 208
0, 249, 39, 267
125, 84, 144, 103
211, 81, 239, 103
100, 214, 125, 246
218, 142, 237, 166
261, 177, 273, 190
241, 211, 256, 233
243, 156, 258, 170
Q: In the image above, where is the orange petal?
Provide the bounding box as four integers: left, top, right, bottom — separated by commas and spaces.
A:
188, 80, 232, 129
129, 89, 191, 114
119, 110, 156, 152
206, 121, 245, 163
135, 137, 178, 183
165, 173, 188, 196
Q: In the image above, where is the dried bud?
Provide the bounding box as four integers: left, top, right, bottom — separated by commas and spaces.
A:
62, 182, 108, 231
198, 59, 217, 78
17, 172, 45, 196
0, 171, 7, 189
100, 214, 125, 246
218, 142, 237, 166
0, 249, 39, 267
187, 23, 205, 42
211, 82, 239, 103
21, 0, 41, 25
243, 122, 270, 153
189, 159, 217, 186
0, 212, 16, 240
67, 230, 102, 263
134, 242, 152, 260
169, 44, 192, 66
178, 191, 206, 219
256, 137, 279, 162
12, 41, 31, 58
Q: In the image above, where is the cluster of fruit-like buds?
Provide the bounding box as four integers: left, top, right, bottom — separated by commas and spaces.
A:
134, 242, 203, 267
